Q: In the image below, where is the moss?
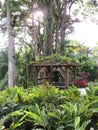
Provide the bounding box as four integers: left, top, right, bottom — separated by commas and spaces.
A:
30, 54, 77, 65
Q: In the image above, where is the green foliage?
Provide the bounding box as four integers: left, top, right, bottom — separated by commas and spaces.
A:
32, 54, 76, 65
0, 74, 8, 90
0, 59, 8, 80
0, 85, 98, 130
74, 116, 90, 130
86, 85, 98, 99
85, 85, 98, 112
64, 86, 81, 102
0, 50, 8, 90
15, 46, 35, 88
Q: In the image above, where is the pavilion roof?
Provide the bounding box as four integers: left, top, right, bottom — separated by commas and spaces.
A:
29, 54, 80, 67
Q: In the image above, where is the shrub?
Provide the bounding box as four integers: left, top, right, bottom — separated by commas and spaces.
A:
0, 85, 98, 130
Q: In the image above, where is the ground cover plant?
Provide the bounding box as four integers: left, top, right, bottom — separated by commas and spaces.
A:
0, 84, 98, 130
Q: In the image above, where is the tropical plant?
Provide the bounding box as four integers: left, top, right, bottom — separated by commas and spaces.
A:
0, 50, 8, 90
0, 85, 98, 130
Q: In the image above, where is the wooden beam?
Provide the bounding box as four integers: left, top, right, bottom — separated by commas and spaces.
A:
38, 76, 49, 80
59, 66, 65, 72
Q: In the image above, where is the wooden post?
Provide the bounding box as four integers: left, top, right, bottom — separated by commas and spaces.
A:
65, 66, 68, 88
47, 67, 51, 83
73, 67, 76, 85
35, 67, 38, 85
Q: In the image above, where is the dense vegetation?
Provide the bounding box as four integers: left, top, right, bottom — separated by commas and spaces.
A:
0, 47, 98, 90
0, 84, 98, 130
0, 1, 98, 129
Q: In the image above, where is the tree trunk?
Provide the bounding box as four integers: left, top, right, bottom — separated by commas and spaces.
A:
55, 21, 59, 53
7, 0, 15, 87
45, 7, 53, 56
31, 3, 38, 61
32, 25, 38, 61
60, 0, 67, 55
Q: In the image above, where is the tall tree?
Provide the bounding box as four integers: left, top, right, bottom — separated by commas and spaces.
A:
32, 0, 53, 56
7, 0, 15, 87
44, 1, 54, 56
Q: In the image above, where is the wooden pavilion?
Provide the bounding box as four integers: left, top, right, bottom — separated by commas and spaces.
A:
30, 55, 80, 88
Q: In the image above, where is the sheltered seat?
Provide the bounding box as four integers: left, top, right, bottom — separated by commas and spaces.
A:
30, 58, 80, 88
